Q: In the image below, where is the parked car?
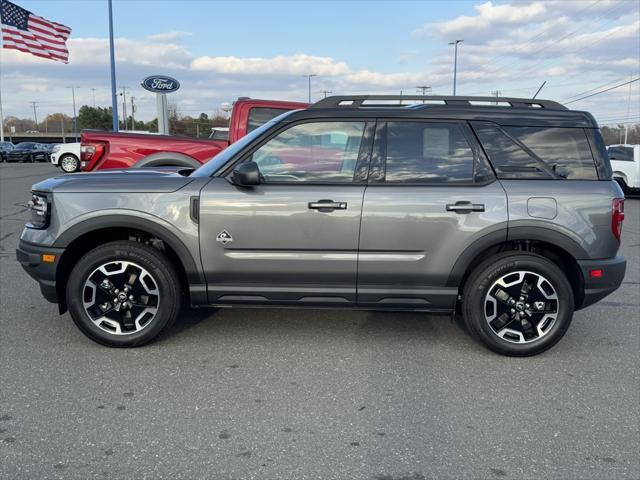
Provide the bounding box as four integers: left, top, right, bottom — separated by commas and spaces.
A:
209, 127, 229, 141
6, 142, 48, 162
50, 143, 81, 173
80, 98, 308, 171
0, 141, 14, 161
38, 143, 57, 162
17, 95, 625, 356
607, 144, 639, 194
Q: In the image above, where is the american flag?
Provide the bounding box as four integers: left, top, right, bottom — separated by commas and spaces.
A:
1, 0, 71, 63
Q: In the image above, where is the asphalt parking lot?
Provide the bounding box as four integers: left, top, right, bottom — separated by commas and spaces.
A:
1, 163, 638, 480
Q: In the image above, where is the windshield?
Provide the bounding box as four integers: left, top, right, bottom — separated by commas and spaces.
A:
192, 110, 298, 177
16, 143, 35, 150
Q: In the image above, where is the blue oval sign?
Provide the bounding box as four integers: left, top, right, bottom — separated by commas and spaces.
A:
141, 75, 180, 93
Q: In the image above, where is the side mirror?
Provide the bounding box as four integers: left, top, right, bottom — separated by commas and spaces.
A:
231, 161, 261, 186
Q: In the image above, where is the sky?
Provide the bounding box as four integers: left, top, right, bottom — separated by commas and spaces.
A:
1, 0, 639, 126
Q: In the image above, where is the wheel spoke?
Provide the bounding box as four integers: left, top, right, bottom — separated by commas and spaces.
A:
484, 270, 559, 345
83, 260, 160, 336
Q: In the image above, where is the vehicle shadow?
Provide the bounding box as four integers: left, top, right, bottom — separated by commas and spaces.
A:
161, 304, 483, 353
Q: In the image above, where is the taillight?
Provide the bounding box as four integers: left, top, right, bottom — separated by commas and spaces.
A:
612, 198, 625, 241
81, 142, 105, 162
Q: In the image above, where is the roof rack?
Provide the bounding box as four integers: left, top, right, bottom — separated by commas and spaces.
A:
310, 95, 566, 110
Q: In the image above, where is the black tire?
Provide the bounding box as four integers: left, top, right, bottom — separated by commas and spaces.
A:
614, 177, 628, 195
59, 154, 80, 173
462, 252, 574, 357
66, 241, 181, 347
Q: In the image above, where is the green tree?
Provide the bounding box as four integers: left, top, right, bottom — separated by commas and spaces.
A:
77, 105, 114, 131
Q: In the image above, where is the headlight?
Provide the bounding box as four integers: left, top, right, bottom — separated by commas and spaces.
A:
27, 193, 50, 229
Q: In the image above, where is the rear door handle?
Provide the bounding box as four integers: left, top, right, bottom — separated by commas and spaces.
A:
446, 201, 485, 213
308, 200, 347, 212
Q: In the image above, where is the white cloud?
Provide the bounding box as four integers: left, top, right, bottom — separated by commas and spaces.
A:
146, 31, 192, 42
191, 54, 350, 76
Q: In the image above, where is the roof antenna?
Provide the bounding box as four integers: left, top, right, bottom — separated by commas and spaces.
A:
532, 81, 547, 99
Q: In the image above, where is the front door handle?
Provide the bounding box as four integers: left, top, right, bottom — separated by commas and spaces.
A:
446, 201, 485, 213
308, 200, 347, 212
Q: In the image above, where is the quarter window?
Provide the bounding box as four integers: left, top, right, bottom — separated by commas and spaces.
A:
473, 123, 598, 180
608, 146, 634, 162
249, 121, 366, 183
384, 122, 476, 183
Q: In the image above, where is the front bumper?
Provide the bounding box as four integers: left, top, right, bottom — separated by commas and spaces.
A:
16, 239, 65, 304
576, 256, 626, 309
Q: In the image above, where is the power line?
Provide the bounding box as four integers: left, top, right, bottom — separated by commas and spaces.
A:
479, 0, 603, 71
561, 76, 629, 102
563, 77, 639, 105
482, 2, 628, 86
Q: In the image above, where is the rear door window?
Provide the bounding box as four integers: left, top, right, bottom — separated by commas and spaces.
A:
383, 122, 479, 183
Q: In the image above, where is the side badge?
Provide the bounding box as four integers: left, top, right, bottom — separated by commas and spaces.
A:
216, 230, 233, 245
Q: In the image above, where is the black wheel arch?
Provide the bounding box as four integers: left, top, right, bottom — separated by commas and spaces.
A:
53, 215, 206, 313
448, 227, 586, 309
133, 152, 202, 169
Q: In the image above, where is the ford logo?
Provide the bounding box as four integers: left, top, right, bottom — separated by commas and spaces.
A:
141, 75, 180, 93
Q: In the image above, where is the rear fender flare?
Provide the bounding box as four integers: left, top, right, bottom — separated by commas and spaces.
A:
134, 152, 202, 169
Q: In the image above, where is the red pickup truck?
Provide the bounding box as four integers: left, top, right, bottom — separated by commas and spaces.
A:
80, 98, 307, 171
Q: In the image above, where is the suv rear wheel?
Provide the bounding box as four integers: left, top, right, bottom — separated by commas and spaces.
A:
66, 241, 181, 347
60, 154, 80, 173
462, 252, 574, 356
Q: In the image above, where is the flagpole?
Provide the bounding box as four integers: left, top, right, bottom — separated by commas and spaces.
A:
0, 31, 5, 142
108, 0, 118, 132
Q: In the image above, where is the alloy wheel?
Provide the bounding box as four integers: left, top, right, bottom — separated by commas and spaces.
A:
61, 155, 79, 173
484, 270, 559, 344
82, 260, 160, 335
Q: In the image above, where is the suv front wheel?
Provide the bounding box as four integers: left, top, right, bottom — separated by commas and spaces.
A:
462, 252, 574, 356
66, 241, 181, 347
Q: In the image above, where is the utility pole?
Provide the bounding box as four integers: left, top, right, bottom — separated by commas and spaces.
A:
303, 74, 317, 104
91, 88, 97, 107
624, 73, 632, 144
119, 86, 129, 130
30, 101, 39, 129
491, 90, 502, 105
416, 85, 431, 103
449, 39, 463, 96
67, 86, 80, 141
130, 96, 135, 130
319, 90, 332, 98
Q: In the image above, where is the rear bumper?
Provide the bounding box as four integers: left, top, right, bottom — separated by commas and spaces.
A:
576, 256, 626, 309
16, 239, 65, 304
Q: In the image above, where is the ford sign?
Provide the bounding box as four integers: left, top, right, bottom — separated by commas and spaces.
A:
141, 75, 180, 94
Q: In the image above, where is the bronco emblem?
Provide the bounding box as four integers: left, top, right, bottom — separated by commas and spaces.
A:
216, 230, 233, 245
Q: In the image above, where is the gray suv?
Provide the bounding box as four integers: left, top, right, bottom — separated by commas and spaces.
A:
17, 95, 626, 356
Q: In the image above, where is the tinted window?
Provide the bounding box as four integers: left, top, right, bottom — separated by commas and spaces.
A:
473, 124, 598, 180
250, 121, 365, 183
15, 143, 35, 150
384, 122, 475, 183
247, 108, 293, 133
608, 146, 634, 162
505, 127, 597, 180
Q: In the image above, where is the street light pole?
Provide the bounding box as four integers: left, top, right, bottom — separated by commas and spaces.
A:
108, 0, 119, 132
67, 86, 80, 141
303, 74, 317, 103
449, 39, 463, 96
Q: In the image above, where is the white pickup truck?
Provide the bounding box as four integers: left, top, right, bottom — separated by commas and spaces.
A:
608, 144, 639, 194
50, 142, 81, 173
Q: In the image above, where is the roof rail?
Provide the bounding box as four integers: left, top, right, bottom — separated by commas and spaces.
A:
310, 95, 567, 110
